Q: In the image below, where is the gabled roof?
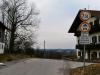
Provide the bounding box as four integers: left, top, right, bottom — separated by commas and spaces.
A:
68, 9, 100, 33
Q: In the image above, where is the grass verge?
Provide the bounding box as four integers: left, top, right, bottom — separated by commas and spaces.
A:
0, 54, 35, 62
70, 64, 100, 75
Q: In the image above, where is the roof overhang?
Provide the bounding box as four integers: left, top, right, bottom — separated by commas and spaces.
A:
68, 9, 100, 34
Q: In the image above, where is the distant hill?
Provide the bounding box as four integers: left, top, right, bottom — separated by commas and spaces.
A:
39, 49, 76, 56
40, 49, 76, 51
35, 49, 76, 59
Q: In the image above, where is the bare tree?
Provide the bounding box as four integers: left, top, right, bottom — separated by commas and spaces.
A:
0, 0, 39, 53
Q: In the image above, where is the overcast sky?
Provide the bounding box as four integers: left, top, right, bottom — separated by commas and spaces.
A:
28, 0, 100, 49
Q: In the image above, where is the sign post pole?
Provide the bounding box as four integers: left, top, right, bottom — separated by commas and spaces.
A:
79, 10, 91, 75
83, 44, 85, 75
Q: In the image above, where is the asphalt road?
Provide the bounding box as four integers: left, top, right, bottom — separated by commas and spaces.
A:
0, 58, 93, 75
0, 59, 69, 75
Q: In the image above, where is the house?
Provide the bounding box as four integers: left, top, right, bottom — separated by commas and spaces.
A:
0, 22, 9, 54
68, 9, 100, 60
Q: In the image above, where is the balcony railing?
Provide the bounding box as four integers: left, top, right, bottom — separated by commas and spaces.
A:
76, 43, 100, 50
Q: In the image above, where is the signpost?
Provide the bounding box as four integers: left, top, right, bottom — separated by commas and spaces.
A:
79, 10, 91, 75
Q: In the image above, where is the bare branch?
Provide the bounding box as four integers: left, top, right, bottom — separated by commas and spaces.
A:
17, 8, 32, 24
0, 0, 39, 52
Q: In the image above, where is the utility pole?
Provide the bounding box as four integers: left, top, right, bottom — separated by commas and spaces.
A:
44, 40, 46, 58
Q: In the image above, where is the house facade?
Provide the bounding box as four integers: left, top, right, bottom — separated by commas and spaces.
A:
0, 22, 9, 54
69, 9, 100, 60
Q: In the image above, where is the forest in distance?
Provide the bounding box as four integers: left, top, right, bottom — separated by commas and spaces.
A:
35, 49, 76, 59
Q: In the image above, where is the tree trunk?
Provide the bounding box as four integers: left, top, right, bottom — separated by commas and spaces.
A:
9, 25, 16, 53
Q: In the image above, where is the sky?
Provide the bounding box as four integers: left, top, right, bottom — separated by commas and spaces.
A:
28, 0, 100, 49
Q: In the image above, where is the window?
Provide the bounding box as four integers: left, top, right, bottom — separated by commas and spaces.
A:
99, 52, 100, 58
92, 36, 97, 44
90, 22, 93, 26
0, 44, 1, 49
78, 39, 79, 44
2, 44, 4, 49
91, 52, 97, 59
0, 31, 1, 38
78, 51, 81, 56
98, 36, 100, 43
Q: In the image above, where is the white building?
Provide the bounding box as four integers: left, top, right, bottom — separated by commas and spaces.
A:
0, 22, 9, 54
69, 9, 100, 60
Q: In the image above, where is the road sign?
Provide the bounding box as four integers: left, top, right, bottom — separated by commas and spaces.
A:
81, 32, 89, 37
79, 32, 90, 44
79, 36, 89, 44
80, 11, 91, 21
79, 22, 91, 32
